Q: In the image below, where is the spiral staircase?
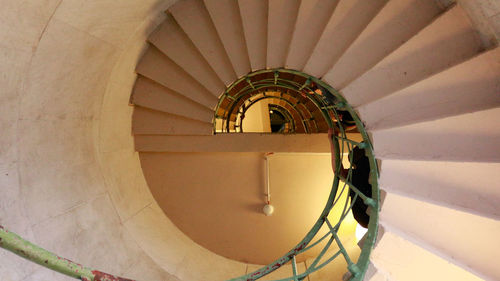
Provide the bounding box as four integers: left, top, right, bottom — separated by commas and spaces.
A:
0, 0, 499, 280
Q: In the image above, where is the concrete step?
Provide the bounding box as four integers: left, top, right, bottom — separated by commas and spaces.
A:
204, 0, 251, 78
304, 0, 388, 78
148, 14, 225, 97
323, 0, 443, 90
363, 262, 393, 281
267, 0, 301, 68
132, 107, 213, 135
135, 133, 363, 153
170, 0, 237, 85
131, 76, 214, 123
238, 0, 268, 71
379, 192, 500, 280
371, 230, 484, 281
135, 133, 331, 152
285, 0, 340, 70
372, 107, 500, 162
359, 47, 500, 131
136, 46, 219, 109
343, 4, 483, 107
379, 159, 500, 220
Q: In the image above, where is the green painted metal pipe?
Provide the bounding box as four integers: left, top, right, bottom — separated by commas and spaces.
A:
0, 225, 134, 281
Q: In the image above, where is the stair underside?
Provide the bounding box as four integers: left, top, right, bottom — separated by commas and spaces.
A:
128, 0, 500, 279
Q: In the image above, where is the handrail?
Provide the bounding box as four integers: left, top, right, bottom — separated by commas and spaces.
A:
214, 70, 333, 133
220, 69, 380, 281
0, 225, 134, 281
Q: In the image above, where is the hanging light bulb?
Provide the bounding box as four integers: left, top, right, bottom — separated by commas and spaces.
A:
263, 204, 274, 216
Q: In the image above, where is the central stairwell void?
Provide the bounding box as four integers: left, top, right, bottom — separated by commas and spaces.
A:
132, 65, 381, 280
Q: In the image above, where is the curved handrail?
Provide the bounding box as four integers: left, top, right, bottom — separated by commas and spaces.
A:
0, 225, 134, 281
214, 70, 333, 133
218, 69, 380, 281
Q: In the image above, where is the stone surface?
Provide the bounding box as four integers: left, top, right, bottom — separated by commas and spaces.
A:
31, 195, 145, 276
18, 119, 105, 224
0, 166, 38, 281
52, 0, 174, 48
371, 231, 484, 281
0, 1, 181, 280
135, 133, 332, 152
0, 0, 61, 52
124, 203, 198, 275
99, 150, 154, 222
20, 18, 119, 120
0, 46, 29, 167
381, 193, 500, 280
123, 252, 181, 281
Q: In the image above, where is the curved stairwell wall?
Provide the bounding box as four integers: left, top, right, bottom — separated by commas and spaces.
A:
1, 0, 500, 281
0, 1, 238, 280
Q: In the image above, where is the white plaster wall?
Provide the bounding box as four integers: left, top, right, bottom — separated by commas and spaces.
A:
0, 1, 250, 280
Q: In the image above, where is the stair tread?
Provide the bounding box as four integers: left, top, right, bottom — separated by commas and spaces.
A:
238, 0, 268, 71
371, 230, 485, 281
323, 0, 443, 90
304, 0, 387, 78
285, 0, 340, 70
380, 159, 500, 220
136, 46, 219, 109
359, 47, 500, 131
344, 4, 483, 107
131, 76, 214, 123
372, 107, 500, 162
267, 0, 301, 68
149, 14, 225, 97
170, 0, 237, 85
133, 107, 213, 135
204, 0, 251, 78
135, 133, 331, 152
379, 192, 500, 280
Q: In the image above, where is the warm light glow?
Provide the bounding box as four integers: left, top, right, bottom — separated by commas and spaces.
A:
355, 223, 368, 242
263, 204, 274, 216
241, 99, 272, 132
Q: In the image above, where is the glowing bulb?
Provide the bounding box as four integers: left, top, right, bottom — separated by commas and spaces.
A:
270, 110, 273, 113
263, 204, 274, 216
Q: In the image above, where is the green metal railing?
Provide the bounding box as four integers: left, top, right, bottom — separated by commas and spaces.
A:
0, 225, 133, 281
218, 69, 380, 281
0, 69, 379, 281
214, 69, 334, 133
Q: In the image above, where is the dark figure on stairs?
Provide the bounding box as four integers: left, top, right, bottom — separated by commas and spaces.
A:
328, 127, 372, 228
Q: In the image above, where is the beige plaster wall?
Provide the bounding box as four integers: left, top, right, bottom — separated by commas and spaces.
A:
242, 99, 272, 133
140, 152, 358, 265
0, 1, 196, 280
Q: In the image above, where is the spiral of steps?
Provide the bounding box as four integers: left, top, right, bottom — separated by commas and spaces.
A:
1, 0, 499, 280
129, 0, 500, 280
